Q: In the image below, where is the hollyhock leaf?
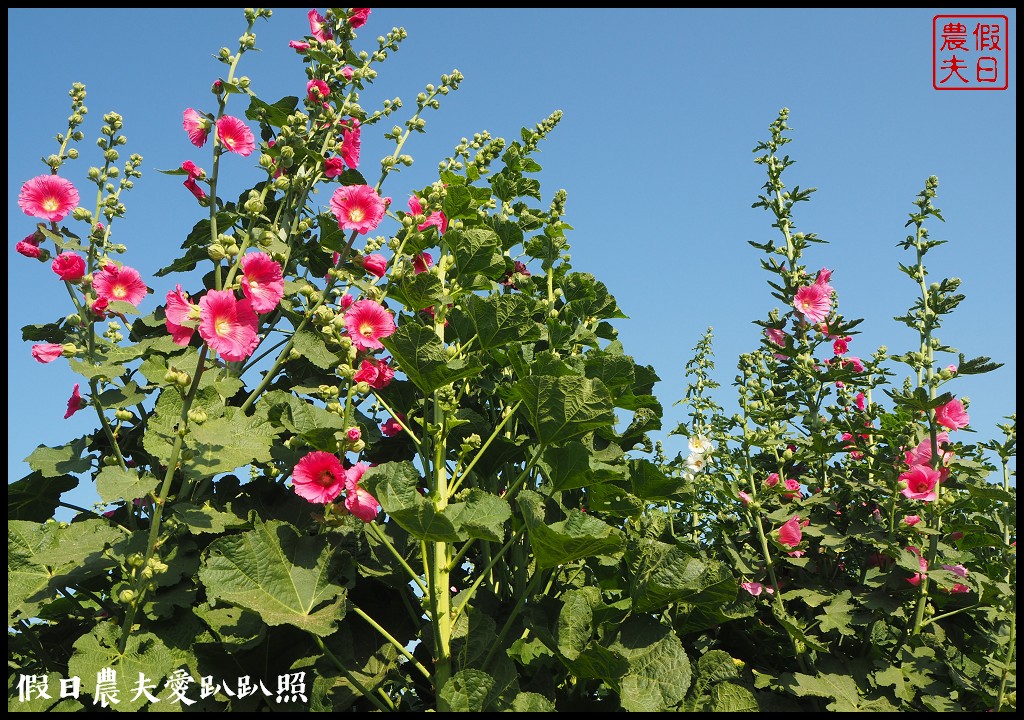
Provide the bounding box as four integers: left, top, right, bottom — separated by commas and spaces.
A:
445, 489, 511, 542
95, 466, 158, 506
359, 462, 461, 542
172, 502, 249, 535
510, 694, 555, 712
7, 472, 78, 522
447, 228, 506, 279
154, 212, 239, 276
954, 354, 1003, 375
562, 272, 629, 321
388, 271, 445, 312
490, 216, 524, 251
186, 408, 280, 477
439, 669, 494, 713
68, 357, 128, 381
785, 672, 866, 712
608, 616, 692, 712
556, 586, 602, 661
67, 623, 174, 712
816, 590, 856, 636
559, 643, 630, 683
245, 94, 299, 131
381, 323, 484, 395
264, 390, 346, 451
199, 518, 347, 635
463, 294, 542, 351
21, 321, 67, 343
95, 380, 147, 408
25, 437, 93, 478
626, 536, 737, 614
706, 683, 760, 713
874, 665, 915, 703
291, 329, 343, 370
629, 458, 680, 501
538, 440, 607, 492
509, 374, 615, 445
516, 489, 623, 569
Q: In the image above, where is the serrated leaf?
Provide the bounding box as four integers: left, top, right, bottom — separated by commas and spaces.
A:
510, 375, 615, 445
360, 462, 460, 542
95, 466, 158, 505
557, 587, 600, 660
263, 390, 345, 451
516, 490, 623, 568
291, 329, 342, 370
785, 672, 863, 711
609, 615, 691, 712
708, 682, 759, 712
172, 502, 249, 534
463, 294, 542, 351
25, 437, 92, 478
447, 227, 505, 278
67, 622, 174, 711
389, 271, 445, 312
382, 323, 484, 395
817, 590, 856, 636
186, 407, 280, 477
510, 692, 555, 712
439, 668, 493, 712
199, 518, 347, 635
627, 537, 737, 613
7, 472, 78, 521
446, 489, 510, 542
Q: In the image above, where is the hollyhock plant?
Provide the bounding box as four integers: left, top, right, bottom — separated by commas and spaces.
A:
339, 118, 361, 169
307, 78, 330, 102
344, 299, 395, 351
900, 464, 940, 502
198, 290, 260, 362
93, 264, 148, 307
215, 115, 255, 157
308, 8, 332, 42
905, 546, 929, 586
330, 184, 385, 234
19, 174, 80, 222
904, 515, 923, 526
740, 582, 774, 597
777, 516, 804, 549
688, 435, 715, 456
815, 267, 834, 296
361, 253, 388, 278
182, 108, 211, 147
348, 7, 371, 27
381, 417, 403, 437
32, 343, 65, 364
904, 431, 952, 467
352, 357, 395, 389
832, 335, 851, 355
292, 451, 346, 504
408, 195, 449, 234
64, 384, 87, 419
782, 478, 803, 500
164, 285, 200, 346
935, 398, 970, 430
16, 233, 43, 258
344, 462, 379, 521
793, 282, 831, 324
288, 40, 310, 52
764, 472, 780, 488
765, 327, 786, 347
324, 157, 346, 178
240, 251, 284, 313
51, 252, 86, 281
413, 252, 433, 274
738, 491, 753, 506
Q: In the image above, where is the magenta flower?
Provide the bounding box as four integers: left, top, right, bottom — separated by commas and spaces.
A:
339, 293, 355, 310
240, 251, 284, 314
738, 491, 753, 506
215, 115, 255, 157
339, 118, 361, 169
935, 398, 969, 430
341, 66, 354, 80
308, 9, 333, 42
815, 267, 834, 297
307, 78, 331, 102
777, 516, 803, 548
324, 157, 346, 178
165, 284, 200, 346
942, 563, 968, 579
184, 177, 206, 201
330, 184, 385, 234
91, 297, 109, 318
346, 427, 362, 442
832, 335, 851, 355
782, 478, 802, 500
765, 328, 786, 347
348, 8, 371, 27
198, 290, 260, 362
793, 283, 831, 324
292, 451, 346, 504
904, 515, 922, 526
51, 252, 86, 281
344, 462, 378, 521
855, 392, 866, 411
93, 264, 148, 307
381, 417, 403, 437
344, 299, 395, 351
408, 195, 449, 234
900, 464, 940, 502
842, 356, 865, 373
16, 233, 42, 259
64, 383, 87, 419
352, 357, 395, 389
289, 40, 311, 52
362, 253, 388, 278
904, 431, 952, 468
946, 364, 958, 375
181, 160, 205, 179
740, 581, 774, 597
32, 343, 65, 364
19, 175, 80, 222
413, 252, 434, 274
182, 108, 211, 147
905, 546, 928, 586
764, 472, 780, 488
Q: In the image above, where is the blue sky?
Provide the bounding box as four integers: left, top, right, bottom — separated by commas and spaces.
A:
8, 8, 1016, 508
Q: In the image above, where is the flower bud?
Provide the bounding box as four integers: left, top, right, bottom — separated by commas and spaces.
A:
118, 589, 136, 605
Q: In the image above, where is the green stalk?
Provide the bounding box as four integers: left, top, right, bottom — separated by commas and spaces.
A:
350, 604, 431, 681
312, 635, 392, 712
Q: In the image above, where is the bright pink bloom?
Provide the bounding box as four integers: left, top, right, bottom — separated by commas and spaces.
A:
904, 515, 922, 526
843, 356, 865, 373
16, 233, 42, 258
946, 364, 957, 375
341, 66, 354, 80
905, 546, 928, 586
344, 299, 395, 351
330, 184, 385, 234
91, 297, 109, 318
64, 383, 86, 419
198, 290, 260, 362
307, 78, 331, 102
339, 293, 355, 310
324, 157, 346, 178
240, 252, 284, 314
93, 264, 148, 307
764, 472, 780, 488
782, 478, 802, 500
900, 464, 940, 502
935, 398, 969, 430
289, 40, 311, 52
362, 253, 388, 278
346, 427, 362, 442
32, 343, 65, 364
793, 283, 831, 324
345, 484, 379, 521
765, 328, 786, 347
949, 583, 970, 594
308, 9, 333, 42
413, 252, 433, 274
339, 118, 361, 169
215, 115, 255, 157
184, 177, 206, 200
740, 581, 774, 597
165, 284, 200, 345
777, 516, 803, 548
832, 336, 850, 355
19, 175, 80, 222
408, 195, 449, 234
181, 160, 204, 178
51, 252, 86, 281
941, 563, 968, 579
381, 417, 403, 437
904, 432, 952, 468
292, 451, 346, 504
348, 8, 371, 27
738, 491, 753, 506
854, 392, 866, 411
352, 357, 395, 389
815, 267, 834, 297
182, 108, 211, 147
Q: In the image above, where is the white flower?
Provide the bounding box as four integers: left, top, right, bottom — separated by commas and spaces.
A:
688, 434, 716, 457
685, 452, 708, 475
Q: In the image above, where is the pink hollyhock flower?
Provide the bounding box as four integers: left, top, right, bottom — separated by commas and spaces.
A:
19, 175, 80, 222
198, 290, 260, 362
765, 328, 786, 347
343, 462, 379, 521
946, 364, 957, 375
832, 335, 851, 355
904, 431, 953, 468
324, 157, 346, 178
184, 177, 206, 200
361, 253, 388, 278
240, 252, 284, 314
339, 293, 355, 310
308, 9, 332, 42
793, 283, 831, 324
330, 184, 385, 234
738, 491, 753, 506
348, 8, 371, 27
51, 252, 86, 281
346, 427, 362, 442
949, 583, 970, 594
935, 398, 969, 430
32, 343, 65, 364
777, 516, 804, 548
782, 478, 802, 500
842, 356, 865, 373
16, 233, 42, 258
408, 195, 449, 234
381, 417, 403, 437
93, 264, 148, 307
855, 392, 866, 411
181, 160, 205, 179
165, 284, 200, 346
341, 66, 354, 80
339, 118, 361, 169
91, 297, 109, 318
900, 464, 940, 502
215, 115, 255, 157
904, 515, 922, 526
182, 108, 211, 147
815, 267, 834, 296
764, 472, 780, 488
352, 357, 395, 389
941, 563, 968, 580
64, 383, 87, 419
307, 78, 330, 102
413, 252, 433, 274
289, 40, 311, 52
740, 581, 774, 597
905, 546, 928, 586
344, 299, 395, 351
292, 451, 346, 504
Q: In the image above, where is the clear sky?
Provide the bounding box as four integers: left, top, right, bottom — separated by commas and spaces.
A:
7, 8, 1016, 509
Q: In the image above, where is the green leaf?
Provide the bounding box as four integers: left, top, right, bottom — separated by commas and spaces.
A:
627, 537, 737, 613
516, 490, 623, 568
381, 323, 484, 395
510, 692, 555, 712
817, 590, 856, 637
264, 390, 345, 451
186, 407, 281, 478
784, 672, 864, 711
7, 472, 78, 521
707, 682, 759, 712
557, 587, 600, 660
291, 329, 342, 370
536, 441, 619, 492
199, 518, 347, 635
95, 466, 158, 505
463, 294, 542, 351
67, 622, 174, 711
360, 462, 460, 542
629, 458, 682, 500
609, 615, 692, 712
96, 380, 148, 408
25, 437, 92, 478
439, 668, 494, 712
510, 375, 615, 445
447, 227, 506, 279
172, 502, 249, 534
447, 489, 511, 542
389, 271, 445, 312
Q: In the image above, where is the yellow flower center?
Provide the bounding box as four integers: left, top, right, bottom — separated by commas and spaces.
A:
43, 197, 59, 211
349, 207, 365, 222
249, 279, 259, 289
359, 322, 375, 338
113, 285, 127, 299
215, 318, 231, 337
